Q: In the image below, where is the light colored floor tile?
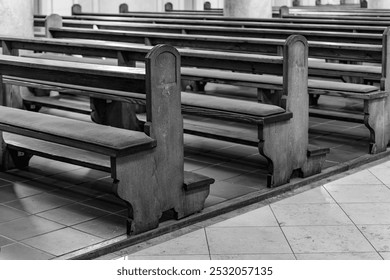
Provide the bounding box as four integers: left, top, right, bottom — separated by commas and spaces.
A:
283, 225, 375, 254
206, 227, 292, 255
325, 184, 390, 203
271, 203, 352, 226
23, 228, 104, 256
296, 252, 382, 260
211, 254, 295, 260
0, 215, 64, 241
131, 229, 209, 256
379, 252, 390, 260
274, 187, 335, 205
358, 225, 390, 252
0, 243, 54, 260
324, 170, 383, 186
368, 164, 390, 185
123, 255, 211, 260
209, 206, 278, 227
340, 203, 390, 225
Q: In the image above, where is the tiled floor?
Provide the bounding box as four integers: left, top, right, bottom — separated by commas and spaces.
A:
112, 163, 390, 260
0, 90, 387, 259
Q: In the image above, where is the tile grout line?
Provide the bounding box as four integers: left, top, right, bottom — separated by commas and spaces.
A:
203, 227, 212, 260
322, 184, 383, 259
268, 205, 297, 260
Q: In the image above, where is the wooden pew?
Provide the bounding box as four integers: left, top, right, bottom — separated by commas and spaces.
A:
46, 26, 382, 63
0, 45, 215, 235
1, 34, 329, 186
41, 19, 384, 45
39, 16, 390, 154
33, 15, 389, 34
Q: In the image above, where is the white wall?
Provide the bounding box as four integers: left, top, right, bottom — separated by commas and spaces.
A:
273, 0, 292, 7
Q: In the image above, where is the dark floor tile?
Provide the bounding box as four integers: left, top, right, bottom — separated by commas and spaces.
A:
210, 181, 258, 200
0, 235, 14, 247
0, 179, 9, 187
327, 149, 365, 164
49, 169, 109, 186
0, 183, 43, 204
0, 204, 29, 223
0, 243, 54, 260
80, 194, 127, 213
23, 227, 104, 256
195, 164, 248, 182
5, 193, 73, 214
184, 158, 212, 172
48, 184, 104, 202
37, 203, 109, 226
72, 214, 127, 239
225, 170, 268, 189
0, 215, 64, 241
204, 195, 227, 208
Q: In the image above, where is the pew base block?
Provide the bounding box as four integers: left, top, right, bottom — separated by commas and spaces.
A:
301, 146, 330, 178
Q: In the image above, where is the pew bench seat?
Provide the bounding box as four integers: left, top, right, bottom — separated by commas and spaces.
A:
0, 106, 156, 157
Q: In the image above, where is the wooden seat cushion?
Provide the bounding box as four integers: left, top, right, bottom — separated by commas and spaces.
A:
181, 92, 286, 117
0, 106, 155, 157
182, 68, 380, 94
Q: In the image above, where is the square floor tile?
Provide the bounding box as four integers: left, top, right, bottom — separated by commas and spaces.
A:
209, 181, 258, 200
0, 243, 54, 260
37, 203, 109, 226
0, 215, 64, 241
379, 252, 390, 260
324, 170, 383, 186
211, 254, 295, 260
0, 179, 9, 187
209, 206, 278, 227
184, 158, 211, 172
195, 165, 248, 182
48, 185, 103, 202
340, 203, 390, 225
271, 203, 352, 226
282, 225, 375, 254
5, 193, 73, 214
274, 187, 335, 205
80, 195, 127, 213
295, 252, 382, 260
224, 170, 268, 189
358, 225, 390, 252
0, 204, 29, 223
72, 214, 126, 239
206, 227, 292, 255
0, 183, 43, 204
0, 235, 14, 247
369, 165, 390, 185
325, 184, 390, 203
23, 227, 104, 256
204, 195, 226, 208
132, 229, 209, 256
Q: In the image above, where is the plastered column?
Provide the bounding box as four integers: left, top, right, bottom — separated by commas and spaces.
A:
0, 0, 33, 108
300, 0, 317, 5
273, 0, 292, 7
368, 0, 390, 8
0, 0, 34, 37
224, 0, 272, 18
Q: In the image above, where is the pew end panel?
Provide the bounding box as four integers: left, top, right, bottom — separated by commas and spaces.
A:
380, 26, 390, 150
260, 35, 328, 187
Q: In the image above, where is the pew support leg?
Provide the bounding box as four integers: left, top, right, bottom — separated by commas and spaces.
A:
364, 98, 390, 154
